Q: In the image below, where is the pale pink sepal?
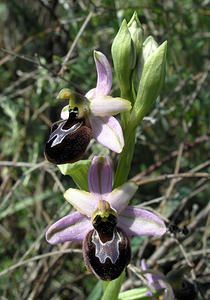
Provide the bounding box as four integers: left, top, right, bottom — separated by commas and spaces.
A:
89, 115, 124, 153
46, 212, 92, 244
88, 156, 112, 200
64, 189, 97, 217
90, 96, 131, 117
118, 206, 166, 237
85, 88, 96, 99
94, 50, 112, 96
107, 182, 138, 214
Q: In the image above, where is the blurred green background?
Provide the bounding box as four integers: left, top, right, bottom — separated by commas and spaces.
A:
0, 0, 209, 299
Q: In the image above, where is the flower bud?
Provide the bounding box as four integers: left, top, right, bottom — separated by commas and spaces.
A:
44, 111, 92, 164
127, 12, 144, 94
133, 41, 167, 124
128, 12, 144, 57
111, 19, 136, 98
142, 35, 158, 63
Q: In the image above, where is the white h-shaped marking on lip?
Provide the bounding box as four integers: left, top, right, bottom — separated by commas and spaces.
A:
92, 229, 122, 264
48, 121, 82, 147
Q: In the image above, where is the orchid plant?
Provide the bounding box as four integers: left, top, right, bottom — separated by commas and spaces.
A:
44, 11, 172, 300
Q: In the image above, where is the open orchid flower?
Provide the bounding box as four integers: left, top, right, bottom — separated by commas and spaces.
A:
45, 51, 131, 165
141, 260, 175, 300
46, 156, 166, 281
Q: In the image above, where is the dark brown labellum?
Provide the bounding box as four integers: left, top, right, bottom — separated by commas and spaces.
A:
83, 226, 131, 281
44, 111, 92, 164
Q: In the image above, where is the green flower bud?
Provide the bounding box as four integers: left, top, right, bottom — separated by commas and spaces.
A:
128, 12, 144, 95
128, 12, 144, 57
111, 19, 136, 99
142, 35, 158, 63
132, 41, 167, 125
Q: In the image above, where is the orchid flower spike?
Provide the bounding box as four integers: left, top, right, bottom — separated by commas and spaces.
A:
44, 51, 131, 164
46, 156, 166, 281
141, 259, 175, 300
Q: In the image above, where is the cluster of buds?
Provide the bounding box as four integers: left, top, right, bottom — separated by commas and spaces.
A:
112, 12, 167, 126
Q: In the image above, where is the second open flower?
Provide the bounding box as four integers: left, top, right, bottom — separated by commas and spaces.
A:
46, 156, 166, 280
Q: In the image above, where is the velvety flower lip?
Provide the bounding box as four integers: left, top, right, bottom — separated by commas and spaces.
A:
59, 51, 131, 153
141, 259, 175, 300
46, 156, 166, 245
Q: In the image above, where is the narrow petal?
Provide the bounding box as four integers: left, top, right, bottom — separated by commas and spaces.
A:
141, 259, 160, 285
90, 96, 131, 117
88, 156, 112, 200
46, 212, 92, 244
118, 206, 166, 237
64, 189, 97, 217
94, 50, 112, 96
89, 115, 124, 153
160, 280, 175, 300
61, 105, 69, 120
106, 182, 138, 213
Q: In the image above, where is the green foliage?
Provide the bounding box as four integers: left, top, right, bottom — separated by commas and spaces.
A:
58, 160, 91, 191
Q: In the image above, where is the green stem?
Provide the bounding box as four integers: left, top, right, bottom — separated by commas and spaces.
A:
114, 124, 136, 187
120, 87, 133, 129
100, 78, 136, 299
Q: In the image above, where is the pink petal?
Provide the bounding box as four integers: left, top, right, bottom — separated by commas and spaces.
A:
106, 182, 138, 213
141, 259, 159, 284
94, 51, 112, 96
89, 115, 124, 153
118, 206, 166, 237
64, 189, 97, 217
88, 156, 112, 200
46, 212, 92, 244
90, 96, 131, 116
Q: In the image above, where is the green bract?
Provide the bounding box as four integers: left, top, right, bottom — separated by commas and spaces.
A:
132, 41, 167, 126
58, 160, 91, 191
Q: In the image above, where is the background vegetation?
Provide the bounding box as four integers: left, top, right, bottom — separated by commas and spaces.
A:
0, 0, 209, 299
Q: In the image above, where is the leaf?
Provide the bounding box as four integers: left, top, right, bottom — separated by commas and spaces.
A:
57, 160, 91, 191
118, 287, 148, 300
101, 272, 125, 300
118, 287, 164, 300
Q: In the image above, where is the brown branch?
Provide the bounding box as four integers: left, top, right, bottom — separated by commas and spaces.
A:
0, 248, 82, 277
58, 11, 93, 76
137, 134, 210, 177
147, 203, 210, 266
132, 172, 210, 186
